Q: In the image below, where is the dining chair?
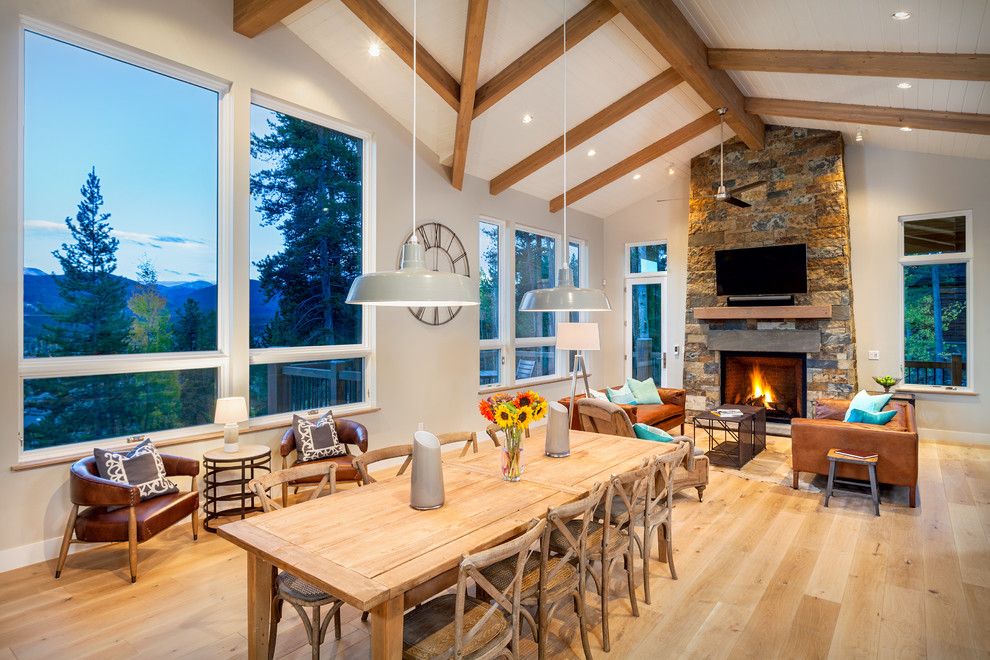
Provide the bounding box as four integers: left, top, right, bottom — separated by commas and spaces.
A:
485, 423, 530, 449
402, 519, 547, 659
250, 462, 342, 660
352, 443, 414, 485
480, 483, 605, 660
437, 430, 481, 457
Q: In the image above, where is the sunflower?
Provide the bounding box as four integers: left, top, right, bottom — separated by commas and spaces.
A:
495, 404, 517, 429
515, 405, 533, 429
514, 390, 539, 409
529, 398, 548, 421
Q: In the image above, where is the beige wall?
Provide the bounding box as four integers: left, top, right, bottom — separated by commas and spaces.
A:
0, 0, 605, 567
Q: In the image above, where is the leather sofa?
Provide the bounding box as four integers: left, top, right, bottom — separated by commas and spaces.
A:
791, 399, 919, 507
559, 386, 686, 434
279, 418, 369, 503
56, 454, 200, 583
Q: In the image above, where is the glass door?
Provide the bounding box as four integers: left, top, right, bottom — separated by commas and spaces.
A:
625, 277, 666, 384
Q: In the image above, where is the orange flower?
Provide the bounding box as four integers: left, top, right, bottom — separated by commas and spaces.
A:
514, 390, 539, 409
478, 399, 495, 423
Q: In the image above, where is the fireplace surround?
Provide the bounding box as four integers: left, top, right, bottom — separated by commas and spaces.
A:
720, 352, 807, 424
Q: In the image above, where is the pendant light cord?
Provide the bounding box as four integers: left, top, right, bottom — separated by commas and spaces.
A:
411, 0, 418, 243
561, 0, 568, 246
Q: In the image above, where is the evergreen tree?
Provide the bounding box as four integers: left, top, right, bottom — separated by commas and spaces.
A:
38, 167, 130, 357
174, 298, 217, 425
175, 298, 216, 351
128, 258, 173, 353
251, 112, 363, 348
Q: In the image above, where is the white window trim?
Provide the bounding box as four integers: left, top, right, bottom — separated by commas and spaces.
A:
479, 217, 507, 387
247, 91, 377, 422
897, 210, 974, 393
512, 224, 562, 385
625, 240, 669, 279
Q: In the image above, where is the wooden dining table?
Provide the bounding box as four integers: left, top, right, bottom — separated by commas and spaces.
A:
219, 428, 678, 659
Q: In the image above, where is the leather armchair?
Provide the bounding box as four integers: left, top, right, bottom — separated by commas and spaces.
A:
56, 453, 200, 583
791, 399, 919, 506
560, 387, 686, 434
279, 418, 369, 503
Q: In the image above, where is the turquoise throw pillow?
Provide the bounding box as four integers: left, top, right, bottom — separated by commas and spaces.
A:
843, 390, 893, 422
606, 384, 635, 405
847, 408, 897, 425
626, 377, 662, 405
633, 423, 674, 442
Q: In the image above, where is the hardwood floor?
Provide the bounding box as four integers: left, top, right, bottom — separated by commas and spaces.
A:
1, 435, 987, 659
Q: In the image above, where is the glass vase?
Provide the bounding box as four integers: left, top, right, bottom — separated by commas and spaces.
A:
501, 426, 524, 482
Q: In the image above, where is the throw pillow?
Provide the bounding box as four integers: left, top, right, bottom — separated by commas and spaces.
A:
633, 423, 674, 442
846, 408, 897, 425
588, 389, 609, 401
94, 439, 179, 502
606, 383, 635, 405
843, 390, 893, 422
293, 412, 346, 462
626, 377, 663, 405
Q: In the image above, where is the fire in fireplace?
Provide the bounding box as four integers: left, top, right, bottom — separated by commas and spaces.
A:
720, 352, 806, 423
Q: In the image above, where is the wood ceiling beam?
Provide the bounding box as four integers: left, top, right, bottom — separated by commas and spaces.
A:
610, 0, 764, 150
339, 0, 460, 110
233, 0, 311, 37
450, 0, 489, 190
490, 68, 683, 195
549, 111, 719, 212
709, 49, 990, 81
745, 97, 990, 136
472, 0, 617, 118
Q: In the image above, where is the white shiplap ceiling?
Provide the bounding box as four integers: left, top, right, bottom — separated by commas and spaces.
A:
282, 0, 990, 218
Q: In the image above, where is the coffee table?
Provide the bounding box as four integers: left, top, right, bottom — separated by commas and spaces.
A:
693, 404, 767, 469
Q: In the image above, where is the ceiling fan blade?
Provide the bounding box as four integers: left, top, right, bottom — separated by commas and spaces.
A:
724, 196, 751, 208
729, 180, 767, 194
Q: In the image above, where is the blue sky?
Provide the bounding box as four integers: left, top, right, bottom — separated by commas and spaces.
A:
23, 31, 218, 283
250, 104, 288, 280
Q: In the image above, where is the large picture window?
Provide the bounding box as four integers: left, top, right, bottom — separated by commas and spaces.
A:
515, 228, 559, 381
899, 211, 972, 390
479, 220, 502, 386
20, 27, 225, 451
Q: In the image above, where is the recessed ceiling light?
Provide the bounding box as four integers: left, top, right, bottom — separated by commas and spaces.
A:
587, 148, 596, 157
667, 163, 676, 176
891, 10, 911, 20
368, 42, 381, 57
897, 81, 912, 89
522, 113, 534, 124
632, 173, 642, 180
900, 126, 913, 132
855, 128, 864, 142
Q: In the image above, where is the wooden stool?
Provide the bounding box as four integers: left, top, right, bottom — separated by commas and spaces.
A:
824, 448, 880, 516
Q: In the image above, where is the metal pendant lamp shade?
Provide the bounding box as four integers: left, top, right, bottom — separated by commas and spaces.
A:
346, 242, 478, 306
519, 267, 611, 312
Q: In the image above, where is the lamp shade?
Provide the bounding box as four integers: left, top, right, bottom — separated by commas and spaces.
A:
346, 241, 479, 307
518, 267, 611, 312
214, 396, 248, 424
556, 322, 600, 351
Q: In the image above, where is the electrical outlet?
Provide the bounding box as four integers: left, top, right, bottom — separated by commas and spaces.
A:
868, 350, 880, 360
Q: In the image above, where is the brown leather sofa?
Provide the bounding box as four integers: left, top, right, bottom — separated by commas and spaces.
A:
55, 454, 200, 583
279, 418, 369, 503
560, 386, 686, 434
791, 399, 919, 507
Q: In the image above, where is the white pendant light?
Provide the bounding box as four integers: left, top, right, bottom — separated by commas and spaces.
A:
347, 0, 478, 307
518, 2, 610, 314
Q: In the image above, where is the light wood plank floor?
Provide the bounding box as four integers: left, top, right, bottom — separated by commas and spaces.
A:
1, 435, 987, 659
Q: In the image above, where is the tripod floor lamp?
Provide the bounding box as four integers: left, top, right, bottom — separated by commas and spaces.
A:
556, 322, 600, 424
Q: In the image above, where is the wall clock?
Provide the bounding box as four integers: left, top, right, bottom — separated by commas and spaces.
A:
397, 221, 471, 326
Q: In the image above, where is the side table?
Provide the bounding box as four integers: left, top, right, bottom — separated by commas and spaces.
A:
202, 444, 272, 533
693, 404, 767, 469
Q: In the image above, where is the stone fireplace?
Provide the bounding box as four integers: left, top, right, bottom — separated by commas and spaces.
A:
684, 126, 858, 421
721, 352, 806, 423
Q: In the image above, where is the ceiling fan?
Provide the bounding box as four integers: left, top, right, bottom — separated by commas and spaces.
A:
657, 107, 766, 208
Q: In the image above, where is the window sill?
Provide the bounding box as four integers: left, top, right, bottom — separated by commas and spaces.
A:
479, 374, 591, 395
10, 406, 381, 472
895, 386, 978, 397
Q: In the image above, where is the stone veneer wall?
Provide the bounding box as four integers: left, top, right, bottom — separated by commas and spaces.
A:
684, 125, 857, 418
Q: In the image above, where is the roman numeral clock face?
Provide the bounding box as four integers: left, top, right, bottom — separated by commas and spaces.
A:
398, 222, 471, 326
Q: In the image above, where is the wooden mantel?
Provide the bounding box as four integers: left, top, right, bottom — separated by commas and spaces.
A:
693, 305, 832, 320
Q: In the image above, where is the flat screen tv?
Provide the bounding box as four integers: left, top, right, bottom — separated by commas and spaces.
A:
715, 244, 808, 296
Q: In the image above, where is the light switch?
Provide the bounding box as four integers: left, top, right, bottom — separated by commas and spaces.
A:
868, 350, 880, 360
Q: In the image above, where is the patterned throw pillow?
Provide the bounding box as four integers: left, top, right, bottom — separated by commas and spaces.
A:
293, 412, 346, 462
94, 439, 179, 502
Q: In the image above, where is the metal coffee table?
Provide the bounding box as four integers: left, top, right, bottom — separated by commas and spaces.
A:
693, 404, 767, 469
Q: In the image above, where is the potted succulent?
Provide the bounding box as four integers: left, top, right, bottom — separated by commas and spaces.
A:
872, 375, 900, 393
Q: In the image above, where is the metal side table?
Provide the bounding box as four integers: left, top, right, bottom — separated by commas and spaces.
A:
202, 444, 271, 533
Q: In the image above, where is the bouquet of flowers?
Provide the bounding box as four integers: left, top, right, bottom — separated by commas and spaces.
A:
479, 390, 548, 481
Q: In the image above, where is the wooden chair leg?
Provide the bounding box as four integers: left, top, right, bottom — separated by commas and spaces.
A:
310, 604, 321, 660
624, 551, 639, 618
663, 522, 677, 580
573, 589, 593, 660
127, 506, 138, 584
281, 483, 289, 508
192, 508, 199, 541
54, 504, 78, 578
641, 527, 652, 605
696, 485, 705, 502
600, 559, 611, 653
792, 470, 800, 489
334, 607, 342, 640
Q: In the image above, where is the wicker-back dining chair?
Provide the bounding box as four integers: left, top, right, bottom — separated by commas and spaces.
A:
485, 423, 530, 448
438, 430, 482, 457
575, 398, 636, 437
352, 444, 414, 485
402, 519, 547, 659
249, 462, 342, 660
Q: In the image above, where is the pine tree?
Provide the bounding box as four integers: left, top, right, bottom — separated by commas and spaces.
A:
174, 298, 217, 425
127, 258, 173, 353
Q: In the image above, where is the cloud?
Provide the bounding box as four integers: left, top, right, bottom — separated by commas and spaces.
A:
25, 219, 66, 232
26, 220, 206, 250
153, 235, 205, 245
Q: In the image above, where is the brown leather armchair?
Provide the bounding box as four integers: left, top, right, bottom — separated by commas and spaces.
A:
560, 386, 686, 434
55, 453, 200, 583
791, 399, 919, 507
279, 418, 369, 503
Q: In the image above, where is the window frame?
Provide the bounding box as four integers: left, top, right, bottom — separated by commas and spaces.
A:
897, 209, 974, 393
246, 91, 377, 423
16, 18, 233, 459
479, 217, 507, 387
625, 240, 669, 279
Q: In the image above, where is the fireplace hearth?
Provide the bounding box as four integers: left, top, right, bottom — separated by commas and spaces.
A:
720, 352, 806, 423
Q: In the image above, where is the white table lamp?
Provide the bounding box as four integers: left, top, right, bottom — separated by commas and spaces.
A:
557, 323, 600, 424
214, 397, 248, 453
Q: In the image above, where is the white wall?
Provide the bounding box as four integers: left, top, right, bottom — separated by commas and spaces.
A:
602, 143, 990, 444
0, 0, 604, 568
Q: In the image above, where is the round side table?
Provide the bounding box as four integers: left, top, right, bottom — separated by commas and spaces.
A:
202, 444, 272, 533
